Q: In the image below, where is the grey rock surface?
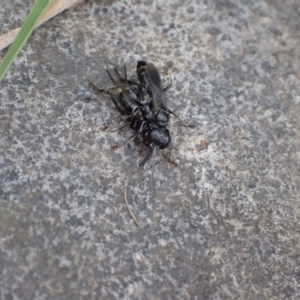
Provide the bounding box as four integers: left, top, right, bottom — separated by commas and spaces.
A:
1, 0, 300, 299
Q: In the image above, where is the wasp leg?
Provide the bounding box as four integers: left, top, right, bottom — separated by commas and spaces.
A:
163, 76, 172, 93
113, 64, 149, 105
104, 68, 138, 116
111, 93, 131, 115
114, 63, 139, 86
139, 145, 157, 169
88, 76, 130, 116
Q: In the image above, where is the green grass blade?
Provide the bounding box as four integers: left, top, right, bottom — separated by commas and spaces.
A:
0, 0, 52, 82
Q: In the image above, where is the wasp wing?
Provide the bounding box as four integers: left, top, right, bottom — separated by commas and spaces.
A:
146, 62, 168, 113
137, 61, 168, 113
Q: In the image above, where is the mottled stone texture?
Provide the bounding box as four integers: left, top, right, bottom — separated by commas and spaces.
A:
1, 0, 300, 299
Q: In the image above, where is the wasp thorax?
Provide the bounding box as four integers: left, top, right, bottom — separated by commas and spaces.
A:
155, 109, 169, 127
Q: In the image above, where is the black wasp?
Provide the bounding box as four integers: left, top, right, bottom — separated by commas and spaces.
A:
89, 60, 173, 169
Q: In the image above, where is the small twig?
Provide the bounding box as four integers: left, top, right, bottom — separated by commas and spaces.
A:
123, 186, 141, 229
